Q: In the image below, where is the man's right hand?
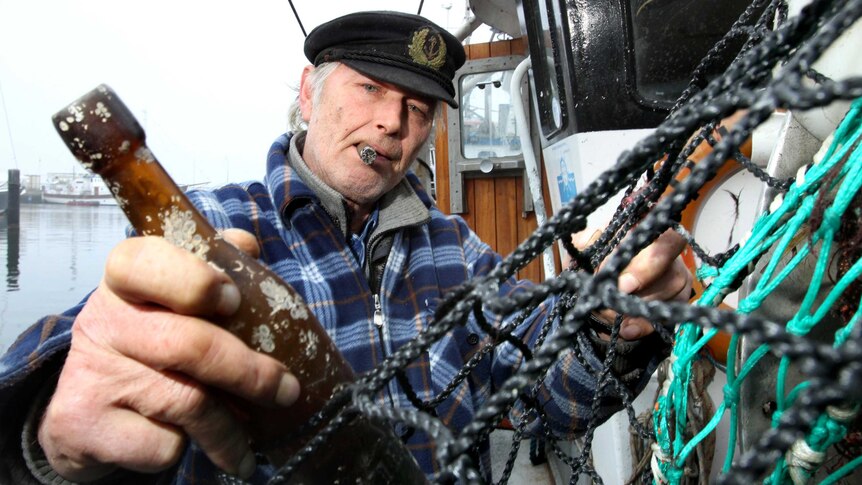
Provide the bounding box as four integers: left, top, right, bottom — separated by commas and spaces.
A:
37, 230, 300, 482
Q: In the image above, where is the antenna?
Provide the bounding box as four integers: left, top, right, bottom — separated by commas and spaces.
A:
287, 0, 307, 37
0, 78, 18, 168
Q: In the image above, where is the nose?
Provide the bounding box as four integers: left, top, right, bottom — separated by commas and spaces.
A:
375, 97, 405, 135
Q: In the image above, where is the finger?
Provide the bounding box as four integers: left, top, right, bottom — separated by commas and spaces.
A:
41, 340, 189, 481
220, 228, 261, 259
618, 229, 688, 294
619, 260, 690, 339
41, 404, 187, 481
76, 289, 300, 408
617, 258, 689, 339
571, 228, 602, 251
104, 237, 241, 317
563, 228, 603, 268
122, 371, 256, 479
627, 256, 692, 302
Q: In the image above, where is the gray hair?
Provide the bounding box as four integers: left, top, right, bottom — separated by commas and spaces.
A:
287, 62, 340, 132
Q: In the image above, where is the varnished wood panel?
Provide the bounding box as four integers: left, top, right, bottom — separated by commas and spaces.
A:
494, 178, 518, 259
473, 178, 497, 248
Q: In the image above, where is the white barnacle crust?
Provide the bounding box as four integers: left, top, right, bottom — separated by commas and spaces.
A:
108, 181, 128, 207
207, 261, 226, 274
67, 104, 85, 122
260, 277, 309, 320
58, 121, 69, 132
297, 329, 319, 358
252, 324, 276, 353
94, 102, 112, 122
134, 146, 155, 164
160, 206, 210, 259
119, 140, 131, 153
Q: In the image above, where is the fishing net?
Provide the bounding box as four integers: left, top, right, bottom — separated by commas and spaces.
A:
268, 0, 862, 483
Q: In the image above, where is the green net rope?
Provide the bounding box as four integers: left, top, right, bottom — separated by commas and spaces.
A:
652, 97, 862, 484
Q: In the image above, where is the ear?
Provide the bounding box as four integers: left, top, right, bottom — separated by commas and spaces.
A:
299, 65, 316, 123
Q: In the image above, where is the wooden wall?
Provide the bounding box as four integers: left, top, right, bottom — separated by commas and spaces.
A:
434, 38, 561, 283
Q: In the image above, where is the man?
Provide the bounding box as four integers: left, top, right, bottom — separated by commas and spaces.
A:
0, 11, 691, 484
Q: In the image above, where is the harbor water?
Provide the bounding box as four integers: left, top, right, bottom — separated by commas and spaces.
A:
0, 204, 127, 354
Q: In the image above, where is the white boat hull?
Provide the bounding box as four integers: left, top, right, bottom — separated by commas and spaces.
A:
41, 193, 117, 206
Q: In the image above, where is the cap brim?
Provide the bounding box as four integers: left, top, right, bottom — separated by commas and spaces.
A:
342, 59, 459, 109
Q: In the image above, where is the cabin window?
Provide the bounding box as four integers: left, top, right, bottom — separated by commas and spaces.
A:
459, 71, 523, 161
446, 56, 539, 214
628, 0, 761, 105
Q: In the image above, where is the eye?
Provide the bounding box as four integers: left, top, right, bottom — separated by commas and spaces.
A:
407, 103, 430, 119
362, 83, 380, 94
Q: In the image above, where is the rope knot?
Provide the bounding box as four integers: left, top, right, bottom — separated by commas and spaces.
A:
723, 384, 739, 402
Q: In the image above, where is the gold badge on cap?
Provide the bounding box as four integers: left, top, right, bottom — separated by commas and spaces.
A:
409, 27, 447, 70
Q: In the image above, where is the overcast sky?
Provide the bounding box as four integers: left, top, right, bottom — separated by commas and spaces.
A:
0, 0, 480, 186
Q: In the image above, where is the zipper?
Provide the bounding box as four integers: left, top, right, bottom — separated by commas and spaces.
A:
373, 293, 384, 327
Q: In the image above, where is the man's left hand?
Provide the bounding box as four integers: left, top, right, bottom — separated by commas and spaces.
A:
572, 228, 693, 340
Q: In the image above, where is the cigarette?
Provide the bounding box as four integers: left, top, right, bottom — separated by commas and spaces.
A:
359, 145, 377, 165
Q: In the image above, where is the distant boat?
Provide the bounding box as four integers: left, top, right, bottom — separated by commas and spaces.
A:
0, 186, 7, 216
41, 172, 197, 206
42, 173, 117, 206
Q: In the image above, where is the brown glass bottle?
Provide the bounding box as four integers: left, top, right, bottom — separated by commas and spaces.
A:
52, 84, 427, 484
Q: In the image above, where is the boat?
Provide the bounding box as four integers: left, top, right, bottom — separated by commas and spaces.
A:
41, 172, 117, 206
41, 173, 198, 206
0, 183, 7, 215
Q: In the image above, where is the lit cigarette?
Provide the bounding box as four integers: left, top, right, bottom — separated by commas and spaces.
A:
359, 145, 377, 165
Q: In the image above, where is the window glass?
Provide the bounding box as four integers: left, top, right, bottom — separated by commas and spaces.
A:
630, 0, 759, 104
460, 70, 523, 159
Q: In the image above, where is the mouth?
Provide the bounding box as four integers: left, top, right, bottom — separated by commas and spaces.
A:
358, 145, 377, 165
355, 142, 400, 165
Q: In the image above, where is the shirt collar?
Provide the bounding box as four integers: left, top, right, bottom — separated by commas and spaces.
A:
348, 207, 379, 266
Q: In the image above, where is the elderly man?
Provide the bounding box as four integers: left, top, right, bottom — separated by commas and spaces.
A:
0, 10, 690, 484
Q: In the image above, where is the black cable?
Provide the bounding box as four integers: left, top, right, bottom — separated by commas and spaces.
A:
287, 0, 307, 37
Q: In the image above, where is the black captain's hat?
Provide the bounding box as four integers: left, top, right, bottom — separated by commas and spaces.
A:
303, 11, 466, 108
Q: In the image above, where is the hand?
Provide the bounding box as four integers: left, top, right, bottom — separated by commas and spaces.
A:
38, 229, 300, 481
572, 228, 692, 340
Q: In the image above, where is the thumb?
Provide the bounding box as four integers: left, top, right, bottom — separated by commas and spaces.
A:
219, 228, 261, 259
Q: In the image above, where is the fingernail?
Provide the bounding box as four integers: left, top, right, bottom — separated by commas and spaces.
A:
216, 283, 241, 316
275, 373, 300, 407
620, 324, 643, 340
238, 449, 256, 479
619, 273, 641, 294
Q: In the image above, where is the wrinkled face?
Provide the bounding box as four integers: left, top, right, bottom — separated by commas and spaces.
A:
299, 64, 435, 209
